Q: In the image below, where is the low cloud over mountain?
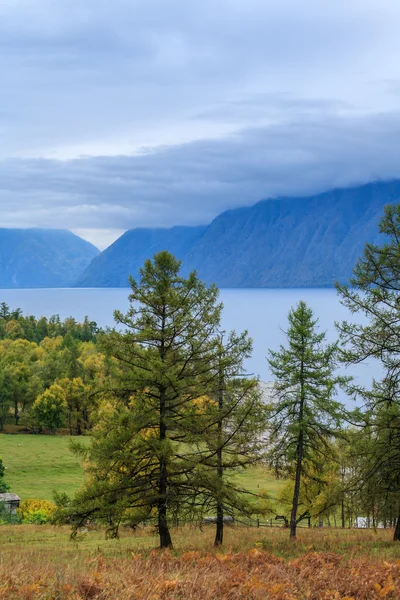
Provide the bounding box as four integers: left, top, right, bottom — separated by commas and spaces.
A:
1, 1, 400, 248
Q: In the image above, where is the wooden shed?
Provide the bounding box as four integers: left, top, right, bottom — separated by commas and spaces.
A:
0, 493, 21, 514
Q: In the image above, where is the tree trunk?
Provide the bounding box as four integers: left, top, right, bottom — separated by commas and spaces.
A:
83, 407, 89, 430
14, 402, 19, 426
158, 454, 172, 548
214, 501, 224, 546
290, 431, 304, 539
341, 495, 345, 528
394, 507, 400, 542
290, 353, 305, 540
158, 496, 172, 549
214, 361, 224, 547
158, 386, 172, 549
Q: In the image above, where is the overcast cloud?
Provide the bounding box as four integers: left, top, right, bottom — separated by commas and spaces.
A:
1, 0, 400, 248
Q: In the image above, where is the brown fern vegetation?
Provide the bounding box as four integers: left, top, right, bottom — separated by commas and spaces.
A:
1, 525, 400, 599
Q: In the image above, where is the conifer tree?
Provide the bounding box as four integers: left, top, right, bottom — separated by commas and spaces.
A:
67, 252, 262, 548
195, 333, 266, 546
267, 301, 346, 539
337, 204, 400, 541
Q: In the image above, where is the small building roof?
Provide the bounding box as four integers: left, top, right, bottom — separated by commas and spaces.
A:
0, 493, 21, 502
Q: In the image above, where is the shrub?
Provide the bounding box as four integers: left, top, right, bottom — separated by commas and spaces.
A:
18, 499, 57, 524
0, 501, 21, 525
23, 509, 52, 524
0, 457, 10, 493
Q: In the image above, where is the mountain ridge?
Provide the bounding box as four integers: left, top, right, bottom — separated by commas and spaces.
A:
77, 180, 399, 288
0, 228, 99, 288
75, 225, 207, 287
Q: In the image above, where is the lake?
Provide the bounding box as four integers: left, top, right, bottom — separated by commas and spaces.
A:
0, 287, 379, 401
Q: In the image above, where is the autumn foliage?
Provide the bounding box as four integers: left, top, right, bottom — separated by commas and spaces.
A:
1, 537, 400, 599
17, 499, 57, 524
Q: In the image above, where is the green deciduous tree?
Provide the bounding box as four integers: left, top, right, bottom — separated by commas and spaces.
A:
0, 339, 42, 424
32, 384, 68, 433
0, 457, 10, 493
0, 367, 13, 431
54, 377, 88, 435
276, 447, 348, 528
267, 301, 346, 539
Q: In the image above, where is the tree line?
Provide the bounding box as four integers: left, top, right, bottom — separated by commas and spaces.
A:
0, 305, 98, 344
0, 311, 109, 433
1, 204, 400, 547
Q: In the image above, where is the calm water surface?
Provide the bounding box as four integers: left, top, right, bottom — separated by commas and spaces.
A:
0, 288, 379, 402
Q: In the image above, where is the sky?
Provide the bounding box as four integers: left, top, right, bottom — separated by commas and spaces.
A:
1, 0, 400, 249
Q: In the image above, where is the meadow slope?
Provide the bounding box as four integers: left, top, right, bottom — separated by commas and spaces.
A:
0, 434, 285, 502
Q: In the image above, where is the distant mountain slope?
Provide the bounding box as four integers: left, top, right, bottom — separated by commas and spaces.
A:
183, 181, 397, 287
76, 226, 207, 287
0, 229, 99, 288
77, 180, 400, 288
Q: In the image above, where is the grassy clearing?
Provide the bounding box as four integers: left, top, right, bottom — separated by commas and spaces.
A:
1, 524, 400, 561
0, 437, 399, 598
0, 434, 285, 502
234, 464, 284, 498
0, 526, 400, 599
0, 434, 89, 500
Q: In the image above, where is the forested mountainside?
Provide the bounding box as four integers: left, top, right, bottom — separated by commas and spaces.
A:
77, 180, 400, 288
0, 229, 99, 288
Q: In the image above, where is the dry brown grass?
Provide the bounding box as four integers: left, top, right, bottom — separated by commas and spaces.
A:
1, 525, 400, 599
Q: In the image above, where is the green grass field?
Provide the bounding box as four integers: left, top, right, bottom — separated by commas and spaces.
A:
0, 433, 285, 502
0, 434, 89, 500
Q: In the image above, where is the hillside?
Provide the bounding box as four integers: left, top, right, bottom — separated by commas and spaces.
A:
76, 225, 207, 287
0, 433, 283, 501
77, 180, 400, 288
183, 181, 395, 287
0, 229, 99, 288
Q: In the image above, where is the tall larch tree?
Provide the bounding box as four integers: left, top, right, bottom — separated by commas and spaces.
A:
196, 333, 267, 546
66, 252, 239, 548
337, 203, 400, 541
268, 301, 346, 539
